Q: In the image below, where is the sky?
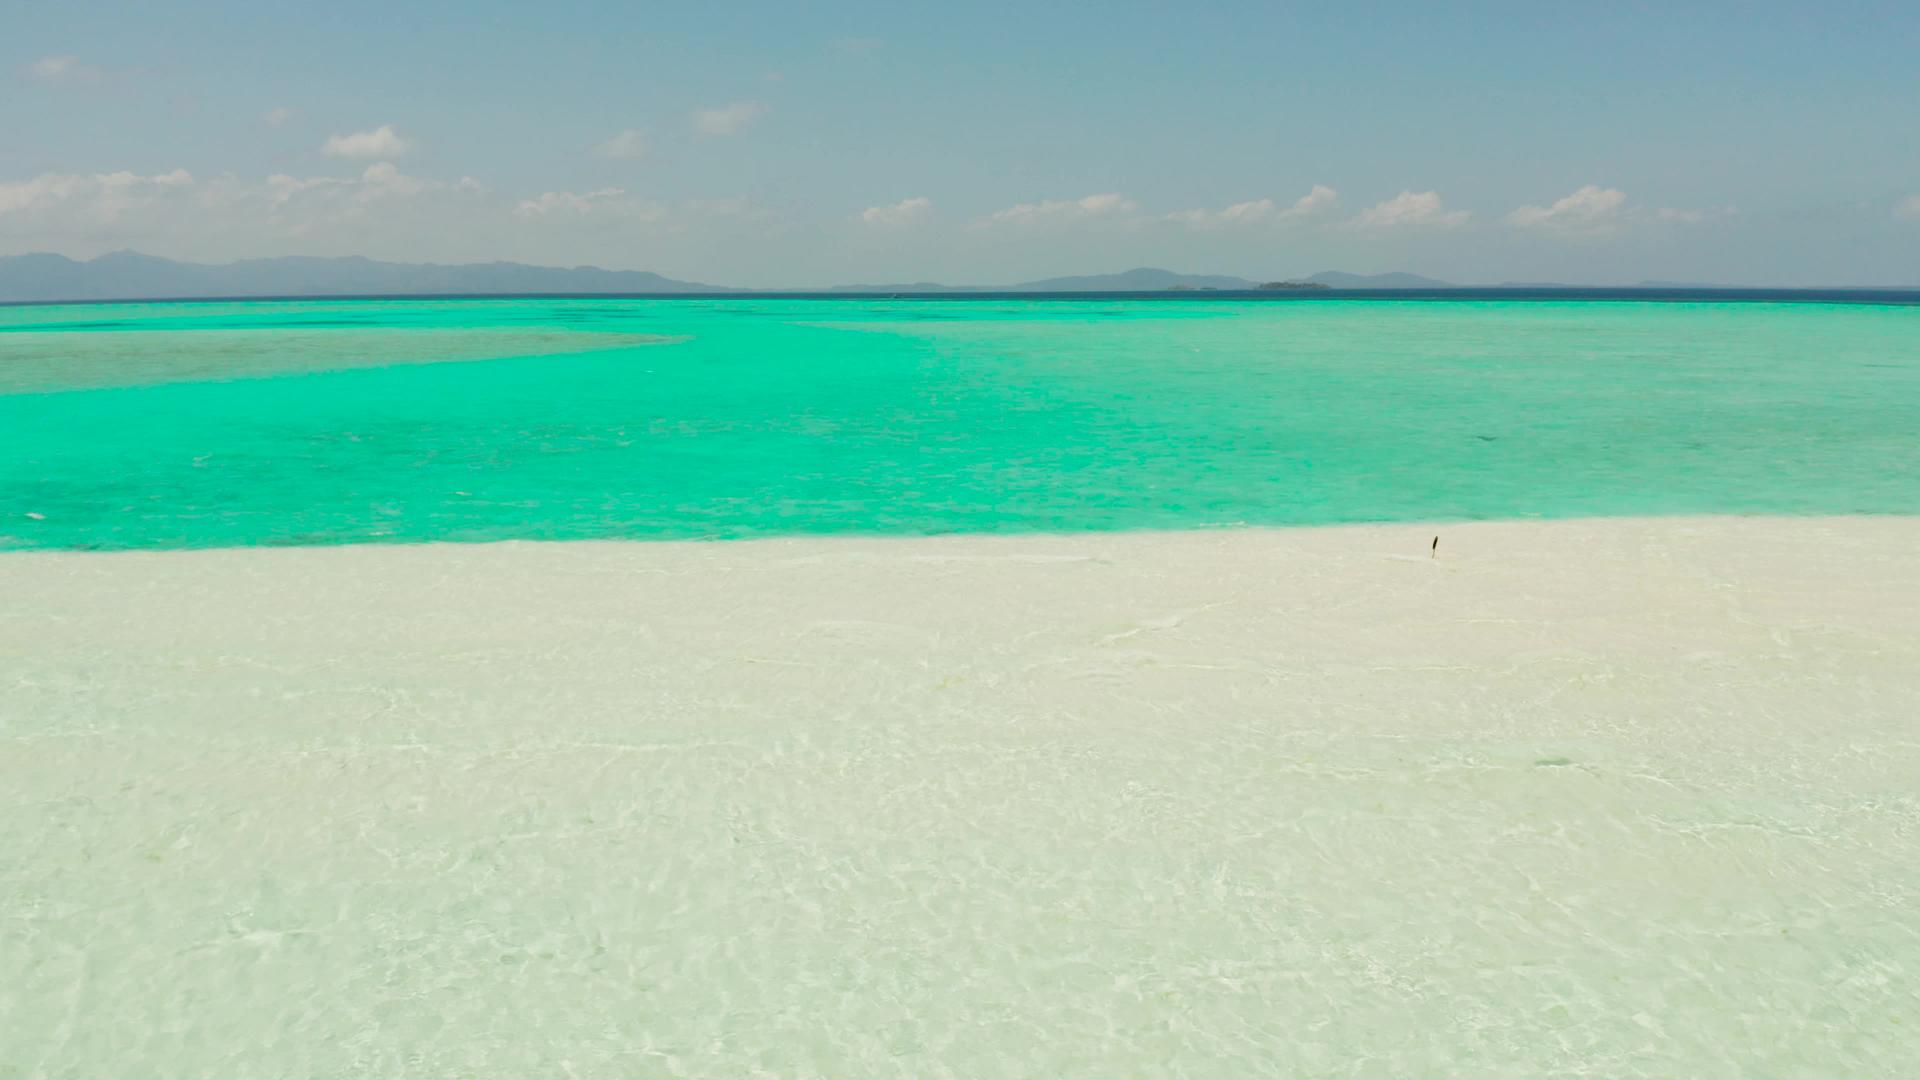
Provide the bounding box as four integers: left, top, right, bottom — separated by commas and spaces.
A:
3, 0, 1918, 287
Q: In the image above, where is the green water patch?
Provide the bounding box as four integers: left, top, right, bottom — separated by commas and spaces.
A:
0, 328, 687, 393
0, 297, 693, 391
3, 298, 1917, 549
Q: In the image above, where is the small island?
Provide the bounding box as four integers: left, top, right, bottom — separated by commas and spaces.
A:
1257, 280, 1332, 291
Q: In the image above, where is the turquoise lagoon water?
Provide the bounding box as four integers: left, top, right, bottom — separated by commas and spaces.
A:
2, 296, 1916, 549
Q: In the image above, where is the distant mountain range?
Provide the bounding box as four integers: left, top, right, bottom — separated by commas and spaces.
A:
4, 253, 1912, 303
0, 252, 1467, 303
1301, 270, 1452, 289
0, 251, 729, 303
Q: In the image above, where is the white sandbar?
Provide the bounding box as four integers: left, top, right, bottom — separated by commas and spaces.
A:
4, 517, 1918, 1076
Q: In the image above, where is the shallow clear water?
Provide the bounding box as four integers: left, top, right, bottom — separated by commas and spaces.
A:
3, 297, 1917, 549
4, 522, 1918, 1076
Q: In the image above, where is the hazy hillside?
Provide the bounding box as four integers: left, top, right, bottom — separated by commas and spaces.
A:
0, 252, 1461, 303
1304, 270, 1452, 289
0, 252, 728, 303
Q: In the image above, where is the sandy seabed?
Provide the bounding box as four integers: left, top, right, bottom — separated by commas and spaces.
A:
3, 517, 1918, 1077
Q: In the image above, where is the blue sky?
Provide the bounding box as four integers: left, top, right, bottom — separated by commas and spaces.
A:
4, 0, 1917, 285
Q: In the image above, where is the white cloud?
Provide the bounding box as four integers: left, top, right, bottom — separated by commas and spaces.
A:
1354, 190, 1469, 228
24, 54, 104, 83
1168, 198, 1275, 228
514, 188, 628, 217
509, 190, 770, 236
28, 55, 77, 80
691, 101, 765, 136
511, 188, 670, 222
256, 163, 445, 208
322, 125, 412, 159
1168, 185, 1340, 229
0, 169, 193, 219
0, 163, 749, 266
265, 107, 293, 127
1284, 184, 1340, 218
1075, 193, 1134, 215
1895, 195, 1920, 222
262, 172, 347, 206
860, 196, 932, 227
983, 192, 1139, 227
1507, 185, 1727, 234
1506, 185, 1627, 234
176, 165, 487, 247
594, 129, 649, 160
357, 162, 436, 199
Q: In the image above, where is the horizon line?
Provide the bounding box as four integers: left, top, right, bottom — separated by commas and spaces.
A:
5, 250, 1919, 297
8, 287, 1920, 309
